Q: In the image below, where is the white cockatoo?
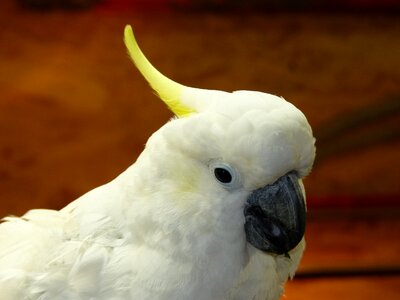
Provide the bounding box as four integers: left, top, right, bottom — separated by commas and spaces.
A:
0, 25, 315, 300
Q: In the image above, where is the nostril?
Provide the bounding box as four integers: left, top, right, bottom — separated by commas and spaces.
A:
245, 205, 264, 218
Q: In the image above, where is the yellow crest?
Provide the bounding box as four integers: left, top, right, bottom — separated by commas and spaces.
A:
124, 25, 195, 117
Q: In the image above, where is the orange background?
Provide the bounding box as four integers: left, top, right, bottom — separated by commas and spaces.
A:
0, 0, 399, 299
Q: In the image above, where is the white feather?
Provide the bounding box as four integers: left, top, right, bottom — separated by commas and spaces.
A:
0, 83, 314, 299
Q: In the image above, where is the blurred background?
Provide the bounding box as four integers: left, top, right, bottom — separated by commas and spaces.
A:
0, 0, 399, 298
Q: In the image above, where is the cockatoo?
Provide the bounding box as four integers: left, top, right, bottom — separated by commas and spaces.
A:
0, 25, 315, 300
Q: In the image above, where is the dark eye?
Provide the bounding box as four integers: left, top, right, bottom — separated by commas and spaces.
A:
209, 160, 241, 189
214, 167, 232, 183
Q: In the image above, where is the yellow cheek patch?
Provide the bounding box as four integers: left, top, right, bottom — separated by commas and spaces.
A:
172, 169, 199, 196
124, 25, 195, 118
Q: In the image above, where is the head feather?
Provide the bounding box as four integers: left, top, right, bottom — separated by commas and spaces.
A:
124, 25, 195, 117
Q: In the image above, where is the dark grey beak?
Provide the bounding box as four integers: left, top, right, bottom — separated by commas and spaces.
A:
244, 172, 306, 255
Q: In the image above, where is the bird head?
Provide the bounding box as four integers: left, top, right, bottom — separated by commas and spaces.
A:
124, 25, 315, 259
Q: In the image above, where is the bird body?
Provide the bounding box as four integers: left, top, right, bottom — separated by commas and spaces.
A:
0, 26, 315, 300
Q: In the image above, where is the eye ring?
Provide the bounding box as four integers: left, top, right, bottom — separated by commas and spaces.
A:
209, 160, 241, 189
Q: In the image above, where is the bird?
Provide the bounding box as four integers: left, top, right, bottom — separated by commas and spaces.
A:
0, 25, 315, 300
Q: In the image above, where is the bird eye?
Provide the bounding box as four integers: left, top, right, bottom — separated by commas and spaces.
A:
209, 160, 241, 189
214, 167, 232, 183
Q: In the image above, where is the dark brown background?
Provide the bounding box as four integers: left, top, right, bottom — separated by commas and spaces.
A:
0, 0, 399, 298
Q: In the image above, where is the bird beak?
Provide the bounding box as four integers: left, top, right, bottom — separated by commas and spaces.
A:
244, 172, 306, 255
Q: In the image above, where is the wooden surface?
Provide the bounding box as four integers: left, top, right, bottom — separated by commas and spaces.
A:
285, 276, 400, 300
285, 210, 400, 299
0, 0, 399, 298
